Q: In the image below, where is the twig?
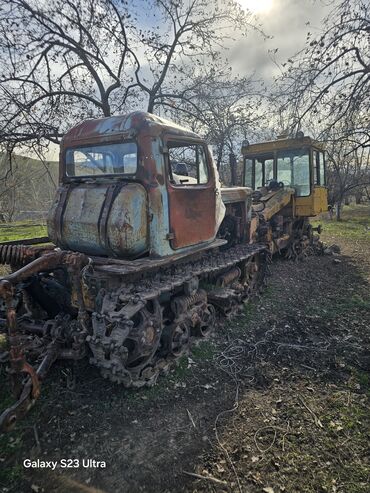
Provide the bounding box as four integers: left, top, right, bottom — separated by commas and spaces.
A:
299, 396, 323, 428
33, 424, 41, 453
282, 421, 291, 452
346, 391, 351, 407
339, 436, 351, 447
182, 470, 227, 486
253, 426, 277, 453
301, 364, 317, 371
186, 408, 196, 429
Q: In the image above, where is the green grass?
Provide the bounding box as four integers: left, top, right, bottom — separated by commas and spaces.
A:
279, 387, 370, 493
311, 203, 370, 241
191, 340, 216, 361
308, 294, 370, 320
0, 464, 23, 486
0, 221, 47, 242
0, 420, 24, 487
169, 354, 190, 379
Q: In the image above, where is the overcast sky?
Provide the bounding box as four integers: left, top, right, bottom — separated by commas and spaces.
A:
231, 0, 331, 81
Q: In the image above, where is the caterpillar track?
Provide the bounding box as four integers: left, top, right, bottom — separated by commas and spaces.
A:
86, 243, 268, 387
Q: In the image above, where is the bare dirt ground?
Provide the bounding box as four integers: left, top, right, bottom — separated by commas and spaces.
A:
1, 204, 369, 493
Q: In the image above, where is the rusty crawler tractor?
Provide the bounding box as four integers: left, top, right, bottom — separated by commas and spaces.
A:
0, 116, 327, 431
0, 112, 270, 432
241, 133, 328, 259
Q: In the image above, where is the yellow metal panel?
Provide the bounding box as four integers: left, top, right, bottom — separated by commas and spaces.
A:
256, 188, 295, 221
295, 186, 328, 217
242, 136, 324, 155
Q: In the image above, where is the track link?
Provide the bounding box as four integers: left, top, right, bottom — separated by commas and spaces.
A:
87, 243, 269, 387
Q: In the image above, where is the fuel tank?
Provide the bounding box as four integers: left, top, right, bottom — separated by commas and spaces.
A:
47, 182, 149, 258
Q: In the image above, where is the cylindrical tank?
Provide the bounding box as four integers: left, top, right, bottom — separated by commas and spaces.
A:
47, 182, 149, 258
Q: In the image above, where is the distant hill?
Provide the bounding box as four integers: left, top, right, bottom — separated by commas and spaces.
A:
0, 152, 59, 221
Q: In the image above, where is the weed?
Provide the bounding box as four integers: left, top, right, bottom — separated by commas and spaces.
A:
0, 429, 24, 488
0, 464, 23, 486
170, 354, 189, 379
191, 341, 215, 361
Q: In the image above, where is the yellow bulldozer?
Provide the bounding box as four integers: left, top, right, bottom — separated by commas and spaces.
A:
241, 133, 328, 258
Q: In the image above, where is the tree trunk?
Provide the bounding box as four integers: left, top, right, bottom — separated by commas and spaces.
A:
102, 102, 111, 117
335, 201, 342, 221
147, 97, 154, 114
229, 153, 237, 186
216, 143, 224, 171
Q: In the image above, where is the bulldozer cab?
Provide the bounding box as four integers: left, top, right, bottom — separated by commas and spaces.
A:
241, 135, 328, 217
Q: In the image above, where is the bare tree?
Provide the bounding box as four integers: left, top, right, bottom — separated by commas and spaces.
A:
153, 64, 270, 185
0, 0, 139, 147
278, 0, 369, 148
325, 128, 370, 220
0, 0, 257, 149
132, 0, 256, 113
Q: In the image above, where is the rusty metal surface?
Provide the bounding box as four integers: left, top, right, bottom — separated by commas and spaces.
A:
92, 238, 227, 276
49, 182, 149, 257
167, 183, 217, 249
0, 279, 41, 431
62, 112, 200, 149
86, 242, 268, 386
221, 187, 253, 203
0, 250, 89, 432
256, 187, 295, 221
0, 244, 53, 267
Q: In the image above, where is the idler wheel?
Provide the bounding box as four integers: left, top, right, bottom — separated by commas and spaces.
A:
161, 319, 191, 357
123, 300, 162, 370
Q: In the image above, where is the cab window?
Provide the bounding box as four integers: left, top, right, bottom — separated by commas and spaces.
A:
255, 159, 263, 188
168, 143, 209, 186
313, 151, 319, 185
65, 142, 137, 177
245, 159, 253, 187
313, 150, 326, 186
318, 151, 326, 186
244, 155, 274, 189
277, 149, 310, 197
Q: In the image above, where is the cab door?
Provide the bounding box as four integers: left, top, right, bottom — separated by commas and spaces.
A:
165, 140, 216, 249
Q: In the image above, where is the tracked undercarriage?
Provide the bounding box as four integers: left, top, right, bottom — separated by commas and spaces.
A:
0, 241, 268, 432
